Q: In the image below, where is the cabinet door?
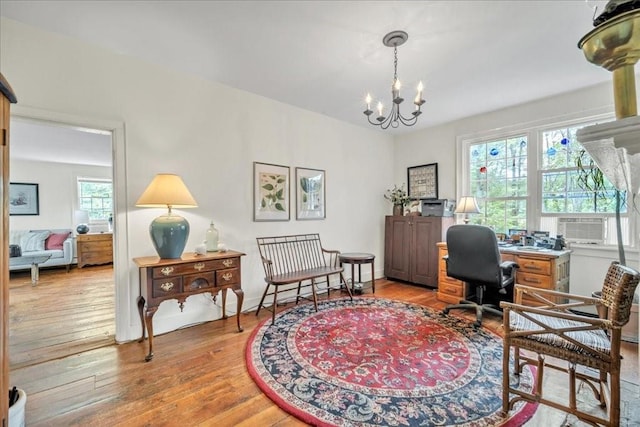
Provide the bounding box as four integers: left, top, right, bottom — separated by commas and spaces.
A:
411, 218, 440, 286
384, 216, 411, 281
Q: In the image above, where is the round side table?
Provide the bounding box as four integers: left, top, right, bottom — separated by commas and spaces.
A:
339, 252, 375, 294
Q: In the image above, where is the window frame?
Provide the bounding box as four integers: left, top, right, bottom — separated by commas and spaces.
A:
76, 176, 114, 225
456, 112, 633, 248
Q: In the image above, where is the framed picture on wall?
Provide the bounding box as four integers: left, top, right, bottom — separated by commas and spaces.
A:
407, 163, 438, 199
296, 167, 325, 220
9, 182, 39, 215
253, 162, 290, 221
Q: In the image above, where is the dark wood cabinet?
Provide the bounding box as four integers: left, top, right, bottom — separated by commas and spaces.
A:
384, 215, 454, 287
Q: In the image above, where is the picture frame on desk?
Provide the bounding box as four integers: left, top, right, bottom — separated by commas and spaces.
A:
407, 163, 438, 200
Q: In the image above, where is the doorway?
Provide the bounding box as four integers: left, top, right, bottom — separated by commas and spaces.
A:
8, 115, 117, 368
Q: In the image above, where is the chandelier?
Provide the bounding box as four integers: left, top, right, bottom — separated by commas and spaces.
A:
364, 30, 425, 129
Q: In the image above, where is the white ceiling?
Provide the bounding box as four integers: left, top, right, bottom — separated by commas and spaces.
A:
2, 1, 614, 160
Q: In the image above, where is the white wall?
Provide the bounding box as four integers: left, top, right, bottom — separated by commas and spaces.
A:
9, 159, 111, 232
1, 18, 395, 342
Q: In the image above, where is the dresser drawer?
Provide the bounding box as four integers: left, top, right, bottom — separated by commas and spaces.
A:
216, 268, 240, 286
183, 272, 216, 292
517, 257, 551, 275
152, 276, 183, 298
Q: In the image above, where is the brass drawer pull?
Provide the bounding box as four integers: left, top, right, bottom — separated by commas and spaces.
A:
161, 266, 174, 276
522, 277, 542, 284
160, 282, 174, 292
222, 273, 233, 281
223, 259, 233, 267
524, 264, 542, 271
194, 262, 205, 271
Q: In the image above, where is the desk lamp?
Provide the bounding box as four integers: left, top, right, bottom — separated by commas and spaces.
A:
136, 174, 198, 259
454, 196, 480, 224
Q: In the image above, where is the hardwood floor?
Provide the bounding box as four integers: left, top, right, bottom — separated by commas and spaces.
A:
8, 269, 639, 426
9, 265, 115, 369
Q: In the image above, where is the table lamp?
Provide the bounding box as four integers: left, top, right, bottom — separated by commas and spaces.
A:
136, 174, 198, 259
454, 196, 480, 224
75, 210, 90, 234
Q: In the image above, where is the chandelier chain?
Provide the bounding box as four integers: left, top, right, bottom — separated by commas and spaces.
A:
393, 45, 398, 84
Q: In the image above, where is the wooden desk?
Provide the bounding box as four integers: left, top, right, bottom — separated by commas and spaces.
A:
437, 242, 571, 306
134, 250, 245, 361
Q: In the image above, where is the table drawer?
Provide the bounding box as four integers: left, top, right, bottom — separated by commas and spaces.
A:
211, 257, 240, 270
517, 257, 551, 275
152, 276, 183, 298
152, 260, 214, 278
517, 271, 552, 289
216, 268, 240, 286
183, 272, 216, 292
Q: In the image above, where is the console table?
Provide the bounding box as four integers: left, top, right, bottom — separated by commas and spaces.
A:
134, 250, 245, 361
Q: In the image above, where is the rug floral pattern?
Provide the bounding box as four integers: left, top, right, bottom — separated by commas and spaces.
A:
246, 297, 536, 426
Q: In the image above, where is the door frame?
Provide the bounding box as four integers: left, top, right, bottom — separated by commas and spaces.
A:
10, 105, 131, 342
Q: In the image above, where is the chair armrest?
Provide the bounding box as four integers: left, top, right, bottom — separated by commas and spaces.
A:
500, 300, 612, 327
500, 260, 518, 270
513, 284, 602, 304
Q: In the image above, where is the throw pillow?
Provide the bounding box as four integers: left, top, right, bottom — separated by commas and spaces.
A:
20, 231, 51, 252
45, 232, 70, 250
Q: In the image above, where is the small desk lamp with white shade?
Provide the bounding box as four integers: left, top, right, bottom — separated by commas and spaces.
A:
454, 196, 480, 224
136, 174, 198, 259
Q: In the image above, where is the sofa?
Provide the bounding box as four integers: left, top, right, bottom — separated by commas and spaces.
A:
9, 229, 74, 272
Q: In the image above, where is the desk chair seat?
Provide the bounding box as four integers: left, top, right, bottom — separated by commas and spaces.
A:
442, 224, 518, 327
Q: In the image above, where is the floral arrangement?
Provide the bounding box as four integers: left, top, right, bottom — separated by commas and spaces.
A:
384, 184, 411, 206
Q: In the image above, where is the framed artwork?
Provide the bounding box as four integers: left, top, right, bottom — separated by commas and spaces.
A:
407, 163, 438, 199
296, 167, 325, 220
253, 162, 290, 221
9, 182, 39, 216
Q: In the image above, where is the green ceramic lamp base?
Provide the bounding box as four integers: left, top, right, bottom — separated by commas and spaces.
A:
149, 214, 190, 259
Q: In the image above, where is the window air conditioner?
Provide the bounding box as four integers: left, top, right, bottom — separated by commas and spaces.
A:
557, 217, 605, 244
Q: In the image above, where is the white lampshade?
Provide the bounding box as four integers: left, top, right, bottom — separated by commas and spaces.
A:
135, 174, 198, 208
454, 196, 480, 224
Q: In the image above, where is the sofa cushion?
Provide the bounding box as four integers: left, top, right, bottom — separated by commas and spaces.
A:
26, 249, 64, 259
45, 232, 70, 250
20, 231, 51, 252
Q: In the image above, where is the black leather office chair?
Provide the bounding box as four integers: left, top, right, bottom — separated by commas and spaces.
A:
442, 224, 518, 327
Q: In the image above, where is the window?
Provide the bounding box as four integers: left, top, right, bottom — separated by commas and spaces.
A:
77, 178, 113, 222
467, 136, 528, 232
460, 115, 630, 246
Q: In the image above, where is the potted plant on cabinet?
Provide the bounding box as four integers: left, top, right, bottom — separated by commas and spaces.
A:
384, 184, 411, 216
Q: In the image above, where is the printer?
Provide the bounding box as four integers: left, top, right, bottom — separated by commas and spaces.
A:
421, 199, 455, 217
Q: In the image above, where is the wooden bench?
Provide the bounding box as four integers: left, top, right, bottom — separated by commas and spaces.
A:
256, 234, 353, 324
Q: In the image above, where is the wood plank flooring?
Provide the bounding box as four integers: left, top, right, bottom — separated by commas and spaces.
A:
9, 265, 115, 369
8, 268, 639, 426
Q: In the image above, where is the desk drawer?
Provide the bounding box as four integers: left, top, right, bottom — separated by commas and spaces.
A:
517, 272, 552, 290
438, 278, 464, 297
517, 257, 551, 276
183, 272, 216, 292
152, 277, 183, 297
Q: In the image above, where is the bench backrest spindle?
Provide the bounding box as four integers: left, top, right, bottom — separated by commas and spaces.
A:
256, 234, 333, 279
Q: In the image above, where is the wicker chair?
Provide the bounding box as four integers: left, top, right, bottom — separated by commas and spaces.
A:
501, 261, 640, 427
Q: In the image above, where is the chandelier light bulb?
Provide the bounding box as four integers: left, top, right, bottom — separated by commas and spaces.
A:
363, 30, 425, 129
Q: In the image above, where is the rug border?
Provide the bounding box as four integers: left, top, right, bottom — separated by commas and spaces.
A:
245, 296, 538, 427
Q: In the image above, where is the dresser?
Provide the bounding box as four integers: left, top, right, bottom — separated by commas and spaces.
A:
76, 233, 113, 268
437, 242, 571, 306
133, 250, 245, 361
384, 216, 454, 287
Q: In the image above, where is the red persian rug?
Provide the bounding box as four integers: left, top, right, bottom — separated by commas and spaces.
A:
246, 297, 537, 427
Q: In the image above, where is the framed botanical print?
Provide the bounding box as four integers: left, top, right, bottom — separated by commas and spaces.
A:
296, 167, 325, 220
253, 162, 290, 221
9, 182, 40, 215
407, 163, 438, 199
